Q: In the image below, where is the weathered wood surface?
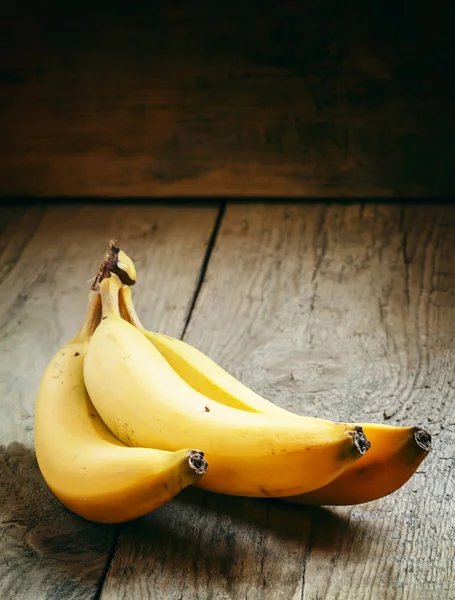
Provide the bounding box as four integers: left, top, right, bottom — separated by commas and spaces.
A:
0, 205, 218, 599
1, 203, 453, 600
104, 204, 455, 599
1, 1, 454, 198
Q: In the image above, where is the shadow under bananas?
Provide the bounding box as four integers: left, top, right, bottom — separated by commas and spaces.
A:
0, 442, 378, 597
110, 485, 368, 595
0, 442, 115, 598
180, 485, 357, 537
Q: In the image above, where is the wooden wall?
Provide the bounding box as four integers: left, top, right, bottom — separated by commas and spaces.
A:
1, 1, 453, 198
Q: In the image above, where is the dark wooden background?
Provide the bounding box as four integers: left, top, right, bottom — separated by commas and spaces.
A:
1, 0, 454, 199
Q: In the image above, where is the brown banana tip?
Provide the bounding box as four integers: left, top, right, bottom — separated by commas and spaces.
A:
92, 239, 136, 290
353, 426, 371, 455
187, 450, 208, 475
413, 427, 432, 452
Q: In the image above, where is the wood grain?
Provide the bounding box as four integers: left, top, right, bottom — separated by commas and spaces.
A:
1, 1, 454, 197
0, 204, 218, 600
0, 442, 115, 600
102, 490, 312, 600
105, 204, 455, 599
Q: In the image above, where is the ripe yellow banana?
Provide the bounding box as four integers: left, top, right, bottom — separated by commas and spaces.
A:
34, 290, 208, 524
117, 282, 431, 505
119, 285, 293, 417
286, 425, 431, 505
84, 273, 371, 498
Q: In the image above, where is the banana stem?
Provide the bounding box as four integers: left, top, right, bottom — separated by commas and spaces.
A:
187, 450, 209, 475
92, 240, 137, 291
352, 426, 371, 455
100, 274, 123, 319
74, 292, 102, 343
119, 286, 144, 330
413, 427, 432, 451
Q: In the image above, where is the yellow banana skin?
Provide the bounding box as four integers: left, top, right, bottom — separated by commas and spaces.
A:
84, 274, 370, 498
34, 291, 208, 524
286, 425, 431, 505
119, 286, 332, 425
117, 284, 431, 505
119, 286, 290, 416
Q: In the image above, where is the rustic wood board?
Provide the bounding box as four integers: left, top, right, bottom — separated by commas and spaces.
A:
0, 204, 218, 599
1, 1, 454, 198
104, 204, 454, 599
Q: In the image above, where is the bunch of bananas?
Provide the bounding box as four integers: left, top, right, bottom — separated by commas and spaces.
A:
34, 242, 432, 524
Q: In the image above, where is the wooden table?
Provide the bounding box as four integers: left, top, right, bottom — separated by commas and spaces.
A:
0, 202, 453, 599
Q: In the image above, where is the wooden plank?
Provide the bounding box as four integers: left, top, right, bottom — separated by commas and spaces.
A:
104, 204, 454, 599
102, 490, 310, 600
1, 1, 454, 198
0, 206, 45, 282
0, 204, 218, 600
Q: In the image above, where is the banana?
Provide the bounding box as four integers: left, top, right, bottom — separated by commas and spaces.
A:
119, 285, 293, 417
286, 425, 431, 505
84, 272, 370, 498
34, 290, 208, 524
118, 282, 432, 505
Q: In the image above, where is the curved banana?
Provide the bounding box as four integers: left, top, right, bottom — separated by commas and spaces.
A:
286, 425, 431, 505
118, 283, 431, 505
34, 291, 208, 524
84, 273, 370, 498
119, 285, 292, 417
